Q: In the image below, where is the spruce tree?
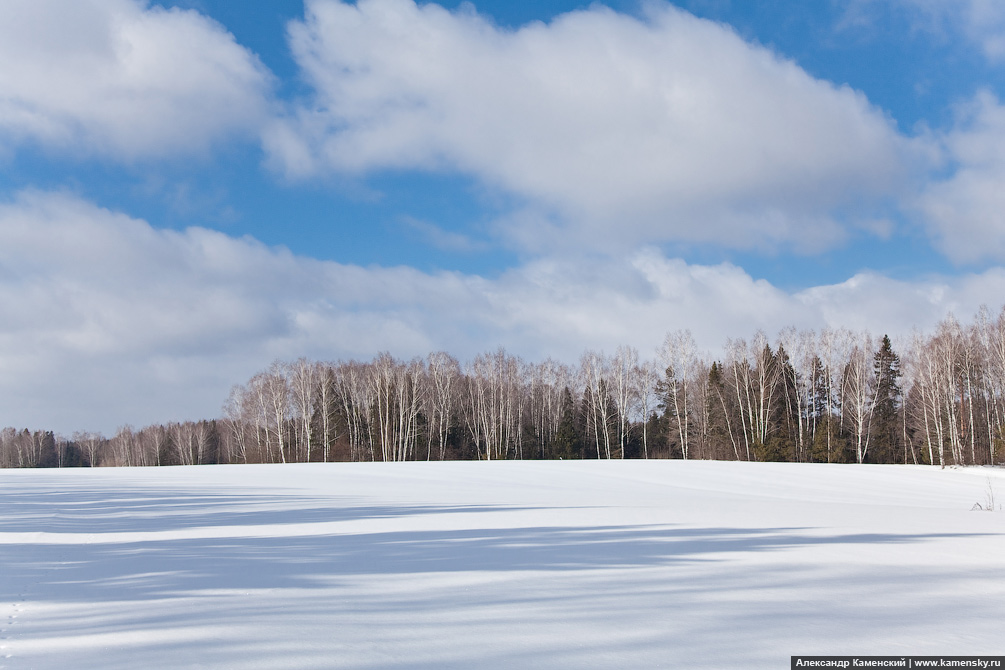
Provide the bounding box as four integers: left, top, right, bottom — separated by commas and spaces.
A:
552, 387, 581, 459
870, 335, 902, 463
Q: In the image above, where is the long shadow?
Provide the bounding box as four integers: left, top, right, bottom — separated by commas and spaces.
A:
2, 520, 994, 603
2, 478, 998, 606
4, 477, 1002, 670
0, 483, 526, 533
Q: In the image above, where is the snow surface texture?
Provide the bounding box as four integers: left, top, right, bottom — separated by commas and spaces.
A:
1, 461, 1003, 669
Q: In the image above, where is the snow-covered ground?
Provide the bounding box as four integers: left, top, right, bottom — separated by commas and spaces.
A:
1, 461, 1003, 669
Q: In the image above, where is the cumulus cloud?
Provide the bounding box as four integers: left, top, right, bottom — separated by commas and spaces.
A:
1, 191, 999, 434
916, 91, 1005, 263
0, 0, 272, 159
266, 0, 910, 253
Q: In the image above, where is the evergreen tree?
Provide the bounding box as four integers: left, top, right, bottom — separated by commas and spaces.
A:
810, 423, 829, 463
551, 387, 581, 459
809, 356, 828, 446
159, 431, 180, 466
755, 435, 790, 462
772, 344, 799, 461
870, 335, 902, 463
37, 431, 58, 468
706, 361, 738, 460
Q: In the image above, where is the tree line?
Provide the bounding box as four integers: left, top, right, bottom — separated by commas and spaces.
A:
4, 306, 1005, 468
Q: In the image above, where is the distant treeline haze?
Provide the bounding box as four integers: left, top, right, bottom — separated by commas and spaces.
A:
5, 306, 1005, 468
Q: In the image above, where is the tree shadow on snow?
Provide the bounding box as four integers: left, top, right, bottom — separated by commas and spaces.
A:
1, 480, 995, 604
0, 482, 505, 533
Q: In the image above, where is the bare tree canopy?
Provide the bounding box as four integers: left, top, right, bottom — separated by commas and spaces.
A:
7, 305, 1005, 468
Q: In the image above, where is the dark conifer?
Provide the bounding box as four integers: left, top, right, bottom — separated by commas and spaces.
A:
870, 335, 902, 463
552, 387, 581, 460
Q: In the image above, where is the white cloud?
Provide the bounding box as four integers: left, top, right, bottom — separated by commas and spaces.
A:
841, 2, 1005, 263
1, 191, 1000, 434
401, 216, 488, 253
0, 0, 272, 159
872, 0, 1005, 61
916, 91, 1005, 263
266, 0, 910, 253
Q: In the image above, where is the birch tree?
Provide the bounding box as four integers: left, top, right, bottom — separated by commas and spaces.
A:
427, 352, 460, 460
658, 330, 699, 459
842, 332, 877, 464
611, 345, 639, 459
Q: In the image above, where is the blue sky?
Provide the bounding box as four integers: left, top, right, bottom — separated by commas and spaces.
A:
3, 0, 1005, 433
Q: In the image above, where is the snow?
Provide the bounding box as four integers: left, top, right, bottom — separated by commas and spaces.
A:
1, 461, 1004, 669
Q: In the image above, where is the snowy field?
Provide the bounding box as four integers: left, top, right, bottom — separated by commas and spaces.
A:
1, 461, 1004, 669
